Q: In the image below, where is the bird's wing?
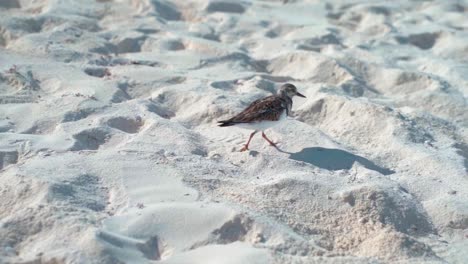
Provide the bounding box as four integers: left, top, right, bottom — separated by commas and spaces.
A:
228, 95, 286, 123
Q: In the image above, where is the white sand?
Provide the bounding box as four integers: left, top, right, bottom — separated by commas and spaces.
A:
0, 0, 467, 263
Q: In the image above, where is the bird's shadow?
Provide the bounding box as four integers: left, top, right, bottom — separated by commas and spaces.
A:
279, 147, 395, 175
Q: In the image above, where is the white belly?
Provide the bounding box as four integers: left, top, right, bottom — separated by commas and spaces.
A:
235, 111, 287, 131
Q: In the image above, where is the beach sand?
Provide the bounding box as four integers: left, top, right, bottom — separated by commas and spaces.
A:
0, 0, 467, 263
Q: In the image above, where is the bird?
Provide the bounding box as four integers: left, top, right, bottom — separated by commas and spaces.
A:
218, 83, 306, 151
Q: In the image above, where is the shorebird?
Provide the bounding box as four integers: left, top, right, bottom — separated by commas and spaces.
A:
218, 83, 306, 151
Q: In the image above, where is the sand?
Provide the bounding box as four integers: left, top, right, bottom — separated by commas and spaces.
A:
0, 0, 467, 263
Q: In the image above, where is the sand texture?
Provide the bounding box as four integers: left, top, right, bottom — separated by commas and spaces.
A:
0, 0, 467, 263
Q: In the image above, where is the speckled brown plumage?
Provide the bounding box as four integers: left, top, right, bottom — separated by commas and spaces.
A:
218, 95, 289, 126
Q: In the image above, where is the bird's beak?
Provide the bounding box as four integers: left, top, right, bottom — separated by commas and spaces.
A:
296, 92, 306, 98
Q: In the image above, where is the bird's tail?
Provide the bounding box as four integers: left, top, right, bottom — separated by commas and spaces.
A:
218, 120, 235, 127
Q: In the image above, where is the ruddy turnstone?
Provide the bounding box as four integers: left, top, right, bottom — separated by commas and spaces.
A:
218, 83, 306, 151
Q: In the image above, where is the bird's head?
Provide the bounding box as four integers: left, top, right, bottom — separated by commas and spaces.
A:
279, 83, 306, 98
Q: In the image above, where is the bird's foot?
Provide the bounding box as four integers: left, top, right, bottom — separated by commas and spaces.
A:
240, 145, 249, 152
261, 132, 278, 148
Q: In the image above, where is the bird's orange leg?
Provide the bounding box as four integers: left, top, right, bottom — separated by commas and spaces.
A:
240, 131, 257, 152
262, 132, 277, 147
